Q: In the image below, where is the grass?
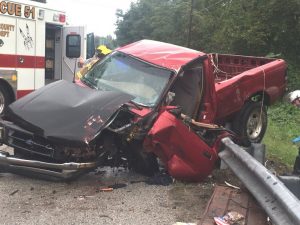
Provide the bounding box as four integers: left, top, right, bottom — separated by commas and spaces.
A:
262, 59, 300, 168
263, 102, 300, 168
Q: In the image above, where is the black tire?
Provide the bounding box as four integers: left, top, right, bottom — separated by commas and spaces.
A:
233, 101, 268, 146
0, 84, 13, 117
131, 151, 159, 176
128, 143, 159, 176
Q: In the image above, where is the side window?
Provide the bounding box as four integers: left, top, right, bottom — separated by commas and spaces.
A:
66, 34, 81, 58
170, 66, 203, 118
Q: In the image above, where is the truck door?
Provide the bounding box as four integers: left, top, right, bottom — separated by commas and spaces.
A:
16, 19, 36, 97
61, 26, 85, 82
145, 110, 219, 181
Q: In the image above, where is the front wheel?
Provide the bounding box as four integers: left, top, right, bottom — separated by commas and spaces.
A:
233, 101, 268, 145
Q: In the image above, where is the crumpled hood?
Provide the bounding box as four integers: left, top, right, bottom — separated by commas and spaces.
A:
7, 80, 134, 144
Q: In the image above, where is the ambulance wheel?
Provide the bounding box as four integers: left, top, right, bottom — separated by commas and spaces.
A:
0, 84, 12, 117
233, 101, 268, 146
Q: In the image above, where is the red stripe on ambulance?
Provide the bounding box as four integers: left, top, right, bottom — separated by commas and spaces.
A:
0, 54, 45, 68
17, 90, 33, 99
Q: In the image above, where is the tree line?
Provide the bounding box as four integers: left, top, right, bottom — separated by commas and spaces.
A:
115, 0, 300, 61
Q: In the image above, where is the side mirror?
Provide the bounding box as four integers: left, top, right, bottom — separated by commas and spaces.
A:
86, 33, 95, 59
66, 34, 81, 58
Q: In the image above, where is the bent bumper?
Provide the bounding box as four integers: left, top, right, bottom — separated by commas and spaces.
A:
0, 150, 96, 181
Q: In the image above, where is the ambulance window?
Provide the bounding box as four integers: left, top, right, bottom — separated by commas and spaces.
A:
66, 35, 81, 58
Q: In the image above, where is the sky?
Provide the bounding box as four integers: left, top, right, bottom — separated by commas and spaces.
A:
46, 0, 136, 37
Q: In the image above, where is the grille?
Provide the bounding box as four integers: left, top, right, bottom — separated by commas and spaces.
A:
6, 125, 54, 157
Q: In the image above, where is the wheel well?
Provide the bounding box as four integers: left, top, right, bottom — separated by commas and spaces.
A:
247, 91, 270, 106
0, 79, 15, 103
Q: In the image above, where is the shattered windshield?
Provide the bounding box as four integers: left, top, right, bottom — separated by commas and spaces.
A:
82, 52, 172, 107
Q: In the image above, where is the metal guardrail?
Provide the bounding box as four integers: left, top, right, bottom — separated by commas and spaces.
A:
219, 138, 300, 225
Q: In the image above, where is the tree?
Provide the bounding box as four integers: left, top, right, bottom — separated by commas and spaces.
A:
115, 0, 300, 60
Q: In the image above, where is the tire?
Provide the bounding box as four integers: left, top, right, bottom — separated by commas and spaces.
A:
128, 143, 159, 176
233, 101, 268, 146
0, 84, 12, 117
131, 151, 159, 176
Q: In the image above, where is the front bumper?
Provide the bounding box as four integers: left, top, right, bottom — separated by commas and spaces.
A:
0, 150, 96, 181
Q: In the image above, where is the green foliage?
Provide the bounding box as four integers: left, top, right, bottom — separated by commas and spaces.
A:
257, 59, 300, 167
264, 102, 300, 166
286, 61, 300, 91
268, 102, 300, 128
115, 0, 191, 47
94, 35, 117, 50
115, 0, 300, 61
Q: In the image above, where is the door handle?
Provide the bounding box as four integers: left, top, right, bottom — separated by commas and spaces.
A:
19, 57, 24, 64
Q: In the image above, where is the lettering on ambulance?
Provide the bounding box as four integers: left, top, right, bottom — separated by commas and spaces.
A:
0, 1, 35, 19
19, 24, 33, 50
0, 23, 14, 38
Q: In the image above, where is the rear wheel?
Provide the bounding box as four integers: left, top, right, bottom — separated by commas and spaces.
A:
233, 101, 267, 145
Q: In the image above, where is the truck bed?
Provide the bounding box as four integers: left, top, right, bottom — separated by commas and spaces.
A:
210, 53, 275, 83
210, 53, 286, 122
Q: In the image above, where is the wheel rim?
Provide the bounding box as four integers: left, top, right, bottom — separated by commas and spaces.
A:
0, 90, 5, 115
246, 108, 264, 140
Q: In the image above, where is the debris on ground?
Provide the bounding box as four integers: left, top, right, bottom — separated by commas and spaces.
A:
200, 185, 268, 225
9, 189, 19, 196
172, 223, 196, 225
214, 211, 245, 225
108, 183, 127, 189
99, 215, 113, 221
99, 187, 114, 192
130, 180, 145, 184
224, 181, 240, 190
75, 195, 95, 200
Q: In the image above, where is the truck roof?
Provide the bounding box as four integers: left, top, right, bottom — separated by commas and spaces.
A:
117, 40, 206, 72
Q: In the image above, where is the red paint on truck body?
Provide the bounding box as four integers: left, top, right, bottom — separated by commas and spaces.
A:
118, 40, 206, 72
144, 111, 219, 181
86, 40, 287, 181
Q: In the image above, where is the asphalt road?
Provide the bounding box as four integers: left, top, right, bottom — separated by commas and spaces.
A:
0, 146, 213, 225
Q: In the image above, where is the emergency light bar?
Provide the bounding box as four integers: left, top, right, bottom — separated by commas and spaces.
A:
53, 13, 66, 23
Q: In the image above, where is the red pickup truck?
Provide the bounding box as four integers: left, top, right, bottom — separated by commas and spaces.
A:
0, 40, 287, 181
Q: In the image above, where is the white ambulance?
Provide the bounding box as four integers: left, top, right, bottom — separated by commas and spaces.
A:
0, 0, 94, 115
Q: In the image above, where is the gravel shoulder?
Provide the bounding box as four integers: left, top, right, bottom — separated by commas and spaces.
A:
0, 145, 242, 225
